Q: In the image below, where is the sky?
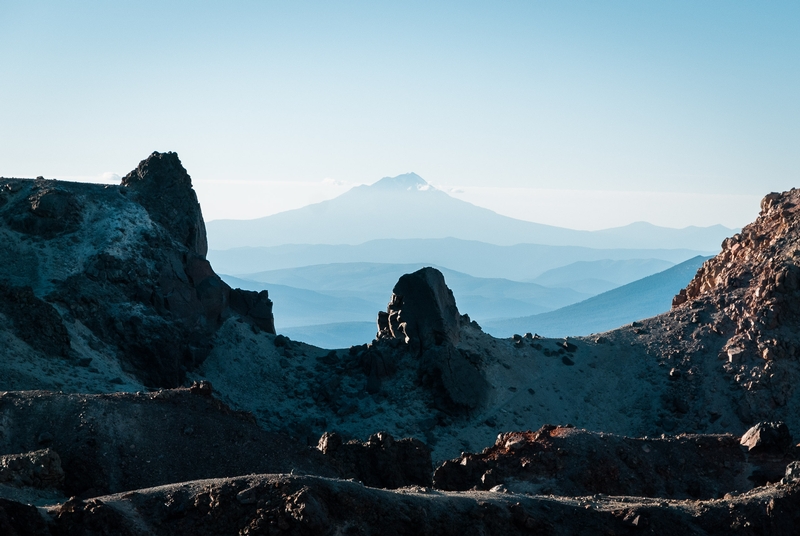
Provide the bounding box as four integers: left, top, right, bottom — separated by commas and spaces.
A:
1, 1, 797, 230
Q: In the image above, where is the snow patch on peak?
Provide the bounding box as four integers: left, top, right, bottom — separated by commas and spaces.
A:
370, 173, 431, 192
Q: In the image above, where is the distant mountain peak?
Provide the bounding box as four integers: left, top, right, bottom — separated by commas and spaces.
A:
369, 172, 431, 191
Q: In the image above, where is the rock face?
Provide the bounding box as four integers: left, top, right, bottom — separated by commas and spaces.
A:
670, 188, 800, 424
433, 424, 800, 498
378, 267, 462, 352
120, 151, 208, 257
316, 431, 432, 489
371, 267, 490, 410
0, 152, 274, 388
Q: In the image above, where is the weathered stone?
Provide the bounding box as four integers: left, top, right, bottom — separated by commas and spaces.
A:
380, 267, 461, 353
740, 421, 793, 453
0, 449, 64, 489
121, 151, 207, 257
317, 431, 432, 489
0, 152, 276, 387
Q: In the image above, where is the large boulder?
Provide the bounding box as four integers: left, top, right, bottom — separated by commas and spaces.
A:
378, 267, 461, 354
372, 267, 489, 410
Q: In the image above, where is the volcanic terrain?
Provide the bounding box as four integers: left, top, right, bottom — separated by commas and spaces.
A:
0, 152, 799, 534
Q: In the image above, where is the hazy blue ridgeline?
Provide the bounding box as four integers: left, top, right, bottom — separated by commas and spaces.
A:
220, 257, 706, 348
482, 256, 710, 339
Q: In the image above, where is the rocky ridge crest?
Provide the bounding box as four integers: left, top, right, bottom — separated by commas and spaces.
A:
671, 188, 800, 422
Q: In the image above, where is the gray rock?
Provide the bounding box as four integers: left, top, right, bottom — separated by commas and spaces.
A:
740, 421, 792, 452
380, 267, 461, 353
121, 151, 207, 257
0, 449, 64, 489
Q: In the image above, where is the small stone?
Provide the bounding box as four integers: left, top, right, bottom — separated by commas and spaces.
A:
782, 461, 800, 484
189, 380, 213, 396
740, 421, 792, 452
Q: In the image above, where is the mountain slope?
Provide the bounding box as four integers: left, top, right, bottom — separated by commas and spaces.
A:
531, 258, 675, 294
206, 173, 734, 250
483, 256, 710, 337
226, 262, 592, 347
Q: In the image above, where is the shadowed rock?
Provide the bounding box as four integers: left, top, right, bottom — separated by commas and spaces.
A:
121, 151, 208, 257
0, 152, 274, 388
433, 424, 800, 499
370, 267, 489, 410
317, 431, 432, 489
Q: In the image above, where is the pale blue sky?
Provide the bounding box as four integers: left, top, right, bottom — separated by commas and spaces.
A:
1, 1, 797, 228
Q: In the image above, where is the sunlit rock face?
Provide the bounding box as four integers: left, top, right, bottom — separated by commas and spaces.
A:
671, 189, 800, 421
0, 151, 273, 388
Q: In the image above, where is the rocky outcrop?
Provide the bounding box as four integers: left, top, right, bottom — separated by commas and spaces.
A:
433, 424, 800, 499
670, 188, 800, 423
121, 151, 208, 257
367, 267, 490, 410
0, 152, 274, 388
316, 431, 432, 488
741, 421, 793, 453
377, 267, 462, 352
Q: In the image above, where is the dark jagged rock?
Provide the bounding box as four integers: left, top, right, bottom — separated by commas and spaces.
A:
378, 267, 461, 353
0, 152, 274, 388
120, 151, 208, 257
370, 267, 490, 410
317, 431, 432, 488
229, 288, 275, 333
